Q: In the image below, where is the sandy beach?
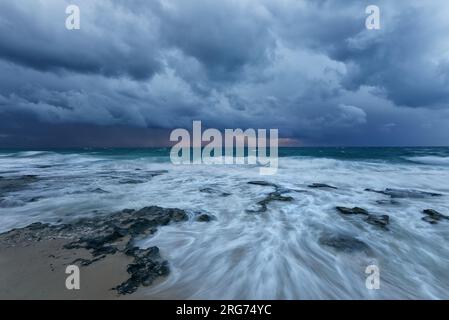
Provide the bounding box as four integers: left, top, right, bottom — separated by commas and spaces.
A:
0, 205, 198, 300
0, 239, 135, 299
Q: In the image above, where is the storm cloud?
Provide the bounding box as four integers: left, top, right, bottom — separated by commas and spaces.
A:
1, 0, 449, 147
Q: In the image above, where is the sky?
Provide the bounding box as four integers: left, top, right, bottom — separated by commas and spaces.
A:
0, 0, 449, 147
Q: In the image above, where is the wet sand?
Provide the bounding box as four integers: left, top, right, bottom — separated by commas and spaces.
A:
0, 206, 195, 299
0, 238, 155, 299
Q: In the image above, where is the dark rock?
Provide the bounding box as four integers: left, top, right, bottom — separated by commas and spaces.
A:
36, 165, 53, 169
147, 170, 168, 175
365, 188, 387, 195
248, 191, 294, 213
114, 246, 169, 295
264, 192, 293, 203
127, 218, 154, 235
422, 216, 439, 224
22, 175, 38, 179
365, 188, 442, 198
385, 188, 442, 198
119, 179, 145, 184
337, 207, 390, 230
199, 187, 231, 197
92, 246, 118, 256
64, 228, 124, 256
28, 196, 44, 203
365, 215, 390, 229
248, 181, 296, 201
27, 222, 47, 231
134, 206, 188, 224
319, 235, 369, 253
336, 206, 369, 215
200, 187, 214, 193
308, 183, 338, 189
0, 205, 191, 295
196, 214, 215, 222
423, 209, 448, 218
72, 256, 106, 266
421, 209, 449, 224
247, 181, 278, 188
375, 199, 400, 205
146, 170, 168, 177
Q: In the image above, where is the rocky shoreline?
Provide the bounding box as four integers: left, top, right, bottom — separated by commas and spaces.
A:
0, 205, 214, 298
1, 175, 448, 299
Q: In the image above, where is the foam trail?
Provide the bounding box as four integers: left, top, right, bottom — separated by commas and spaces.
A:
0, 149, 449, 299
405, 156, 449, 166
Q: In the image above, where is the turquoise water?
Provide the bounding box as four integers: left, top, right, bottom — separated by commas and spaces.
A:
1, 147, 449, 165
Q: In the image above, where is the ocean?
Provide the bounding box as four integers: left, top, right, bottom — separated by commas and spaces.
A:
1, 147, 449, 299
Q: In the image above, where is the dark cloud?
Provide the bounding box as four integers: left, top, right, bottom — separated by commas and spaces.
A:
0, 0, 449, 147
0, 1, 161, 79
294, 1, 449, 108
155, 0, 276, 81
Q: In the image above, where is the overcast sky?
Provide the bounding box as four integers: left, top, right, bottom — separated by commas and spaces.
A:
1, 0, 449, 147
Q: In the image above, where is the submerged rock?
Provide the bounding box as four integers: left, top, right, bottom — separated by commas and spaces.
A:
385, 188, 442, 198
196, 214, 216, 222
28, 196, 43, 203
319, 235, 370, 253
247, 181, 278, 188
118, 170, 167, 185
118, 179, 145, 185
336, 207, 369, 215
308, 183, 338, 189
36, 165, 53, 169
421, 209, 449, 224
365, 215, 390, 229
262, 192, 293, 203
336, 207, 390, 230
199, 187, 231, 197
248, 191, 294, 213
146, 170, 168, 177
375, 199, 400, 206
365, 188, 442, 199
246, 180, 294, 213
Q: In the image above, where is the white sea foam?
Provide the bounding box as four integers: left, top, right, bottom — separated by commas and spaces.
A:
1, 152, 449, 299
405, 156, 449, 166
